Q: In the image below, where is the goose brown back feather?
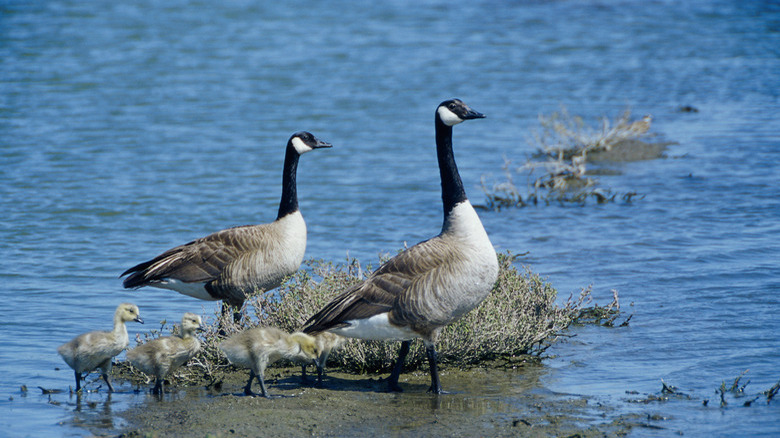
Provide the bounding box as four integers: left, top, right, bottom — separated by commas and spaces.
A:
122, 221, 302, 306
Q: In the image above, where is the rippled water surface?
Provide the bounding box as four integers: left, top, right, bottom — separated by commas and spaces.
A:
2, 0, 779, 436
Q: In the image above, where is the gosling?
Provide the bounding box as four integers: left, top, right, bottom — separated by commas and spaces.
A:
57, 303, 144, 393
301, 332, 346, 386
126, 313, 204, 395
219, 327, 319, 398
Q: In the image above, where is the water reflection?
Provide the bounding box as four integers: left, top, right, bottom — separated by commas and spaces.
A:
44, 391, 128, 434
386, 365, 550, 416
55, 386, 195, 433
71, 392, 115, 430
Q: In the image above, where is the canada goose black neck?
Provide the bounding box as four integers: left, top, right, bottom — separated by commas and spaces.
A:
436, 113, 468, 217
277, 142, 301, 220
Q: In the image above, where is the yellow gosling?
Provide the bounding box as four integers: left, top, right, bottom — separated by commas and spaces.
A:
301, 332, 346, 386
219, 327, 319, 397
126, 313, 203, 394
57, 303, 143, 392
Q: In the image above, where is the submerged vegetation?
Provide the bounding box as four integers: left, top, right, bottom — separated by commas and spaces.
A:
712, 371, 780, 408
626, 371, 780, 410
575, 289, 633, 327
118, 254, 609, 388
481, 107, 669, 209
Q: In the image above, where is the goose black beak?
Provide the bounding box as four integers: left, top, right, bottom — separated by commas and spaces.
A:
464, 109, 486, 120
135, 317, 144, 324
313, 139, 333, 149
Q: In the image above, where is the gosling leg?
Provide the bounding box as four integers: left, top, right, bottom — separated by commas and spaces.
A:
101, 372, 115, 393
387, 340, 411, 392
315, 362, 324, 387
300, 364, 309, 384
256, 372, 270, 398
243, 370, 256, 396
152, 378, 163, 395
99, 359, 115, 392
74, 371, 82, 392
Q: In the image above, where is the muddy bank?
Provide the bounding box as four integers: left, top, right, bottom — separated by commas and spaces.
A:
115, 365, 644, 437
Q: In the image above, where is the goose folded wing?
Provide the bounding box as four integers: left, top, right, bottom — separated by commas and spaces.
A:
302, 279, 392, 334
379, 238, 460, 325
303, 238, 450, 333
122, 225, 265, 286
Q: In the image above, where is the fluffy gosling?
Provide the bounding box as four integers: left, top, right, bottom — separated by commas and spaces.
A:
57, 303, 144, 392
301, 332, 346, 386
126, 313, 204, 394
219, 327, 319, 398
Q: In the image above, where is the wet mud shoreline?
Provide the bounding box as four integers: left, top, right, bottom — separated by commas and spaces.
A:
115, 365, 643, 437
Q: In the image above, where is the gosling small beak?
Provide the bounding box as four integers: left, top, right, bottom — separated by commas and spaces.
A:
135, 316, 144, 324
197, 325, 206, 332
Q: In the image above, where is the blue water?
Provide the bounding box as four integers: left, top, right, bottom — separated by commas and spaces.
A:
2, 0, 779, 436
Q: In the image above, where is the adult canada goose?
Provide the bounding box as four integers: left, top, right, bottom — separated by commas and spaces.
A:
120, 132, 332, 320
57, 303, 144, 392
300, 332, 346, 386
303, 99, 498, 394
126, 313, 204, 394
219, 326, 319, 397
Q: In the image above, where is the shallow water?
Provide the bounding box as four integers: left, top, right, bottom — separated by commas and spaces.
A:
2, 0, 779, 436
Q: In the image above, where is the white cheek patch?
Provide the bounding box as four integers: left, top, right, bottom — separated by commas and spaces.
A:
291, 137, 313, 155
437, 106, 464, 126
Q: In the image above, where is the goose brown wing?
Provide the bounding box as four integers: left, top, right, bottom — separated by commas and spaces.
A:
303, 237, 451, 334
121, 225, 267, 288
302, 278, 395, 334
380, 237, 460, 327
